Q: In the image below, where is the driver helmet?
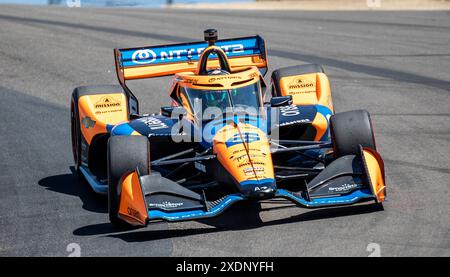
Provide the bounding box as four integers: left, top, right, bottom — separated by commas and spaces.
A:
203, 69, 230, 107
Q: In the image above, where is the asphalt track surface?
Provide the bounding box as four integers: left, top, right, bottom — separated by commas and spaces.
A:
0, 5, 449, 257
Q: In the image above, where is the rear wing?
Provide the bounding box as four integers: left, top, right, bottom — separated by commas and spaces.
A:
114, 35, 267, 86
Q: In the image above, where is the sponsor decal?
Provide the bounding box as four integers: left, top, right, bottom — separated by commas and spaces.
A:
148, 201, 184, 209
232, 149, 247, 155
288, 77, 315, 91
243, 167, 265, 176
182, 78, 199, 84
279, 118, 310, 126
81, 116, 96, 129
243, 168, 253, 175
236, 156, 265, 165
225, 132, 260, 148
238, 162, 252, 168
328, 183, 360, 192
208, 75, 242, 83
130, 43, 246, 65
127, 207, 140, 218
234, 154, 249, 163
248, 72, 258, 79
131, 49, 157, 64
139, 117, 169, 130
280, 105, 300, 117
95, 97, 122, 109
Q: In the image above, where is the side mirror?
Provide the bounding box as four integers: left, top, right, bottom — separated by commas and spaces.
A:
161, 106, 187, 118
270, 95, 293, 107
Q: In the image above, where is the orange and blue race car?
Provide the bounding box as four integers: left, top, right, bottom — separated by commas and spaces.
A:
70, 29, 386, 227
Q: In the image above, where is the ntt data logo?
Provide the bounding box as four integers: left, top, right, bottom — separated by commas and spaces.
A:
129, 44, 244, 65
132, 49, 157, 64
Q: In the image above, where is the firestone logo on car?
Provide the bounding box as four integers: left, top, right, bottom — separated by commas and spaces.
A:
148, 201, 184, 209
131, 44, 245, 65
328, 183, 360, 192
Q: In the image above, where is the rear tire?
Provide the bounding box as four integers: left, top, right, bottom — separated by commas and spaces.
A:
330, 110, 376, 157
107, 135, 150, 226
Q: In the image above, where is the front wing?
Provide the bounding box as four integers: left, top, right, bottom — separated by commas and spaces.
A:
116, 146, 385, 226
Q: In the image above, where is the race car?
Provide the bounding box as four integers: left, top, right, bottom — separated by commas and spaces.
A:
70, 29, 386, 226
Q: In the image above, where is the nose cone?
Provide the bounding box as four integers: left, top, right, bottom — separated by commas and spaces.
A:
212, 121, 276, 199
239, 179, 277, 199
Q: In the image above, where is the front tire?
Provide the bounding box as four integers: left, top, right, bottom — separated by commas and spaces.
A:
330, 110, 376, 157
107, 135, 150, 226
70, 93, 81, 172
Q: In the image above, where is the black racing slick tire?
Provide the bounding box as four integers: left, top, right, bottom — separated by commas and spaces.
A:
271, 64, 324, 96
330, 110, 376, 157
70, 92, 81, 173
107, 135, 150, 226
